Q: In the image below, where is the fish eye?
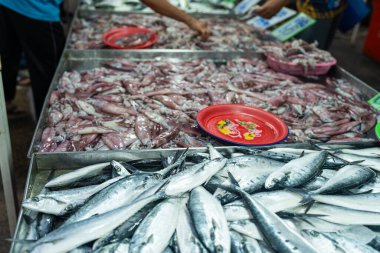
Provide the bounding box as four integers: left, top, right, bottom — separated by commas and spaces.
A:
32, 197, 40, 202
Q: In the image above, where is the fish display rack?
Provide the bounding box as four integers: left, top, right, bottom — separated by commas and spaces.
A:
65, 9, 277, 50
12, 142, 380, 252
27, 50, 378, 157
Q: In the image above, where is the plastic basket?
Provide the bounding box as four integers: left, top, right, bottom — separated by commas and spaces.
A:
266, 54, 337, 76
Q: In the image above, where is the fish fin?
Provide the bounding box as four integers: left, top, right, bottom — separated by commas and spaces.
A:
227, 171, 240, 187
23, 214, 35, 225
303, 200, 316, 214
299, 151, 305, 158
46, 170, 56, 181
285, 187, 313, 205
154, 179, 171, 196
350, 189, 373, 194
6, 238, 37, 243
308, 141, 322, 151
349, 160, 365, 165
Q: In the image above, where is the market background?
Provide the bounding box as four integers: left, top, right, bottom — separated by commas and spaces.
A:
1, 0, 380, 252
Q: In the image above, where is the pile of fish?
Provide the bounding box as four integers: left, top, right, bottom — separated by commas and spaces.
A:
69, 13, 275, 50
263, 40, 336, 70
80, 0, 232, 14
18, 145, 380, 252
38, 57, 376, 152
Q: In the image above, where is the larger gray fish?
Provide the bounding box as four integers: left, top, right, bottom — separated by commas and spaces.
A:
351, 172, 380, 194
29, 193, 165, 253
287, 216, 350, 233
265, 151, 328, 189
129, 199, 180, 253
63, 173, 162, 225
340, 147, 380, 158
301, 169, 336, 191
176, 205, 208, 253
309, 165, 375, 194
230, 231, 262, 253
229, 220, 263, 241
312, 193, 380, 213
23, 175, 126, 215
45, 162, 110, 188
92, 203, 156, 250
214, 156, 284, 204
300, 230, 344, 253
189, 186, 230, 253
334, 153, 380, 172
164, 158, 227, 196
224, 190, 303, 221
93, 238, 130, 253
287, 203, 380, 225
219, 184, 318, 253
243, 148, 346, 170
324, 233, 379, 253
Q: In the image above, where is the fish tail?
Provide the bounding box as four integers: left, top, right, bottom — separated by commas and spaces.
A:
303, 200, 316, 214
285, 187, 314, 205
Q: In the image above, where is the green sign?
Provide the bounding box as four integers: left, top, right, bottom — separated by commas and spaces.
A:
368, 93, 380, 110
272, 13, 316, 41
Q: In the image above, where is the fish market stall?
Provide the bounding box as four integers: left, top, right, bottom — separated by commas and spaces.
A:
80, 0, 233, 14
11, 143, 380, 252
27, 50, 378, 156
67, 11, 276, 50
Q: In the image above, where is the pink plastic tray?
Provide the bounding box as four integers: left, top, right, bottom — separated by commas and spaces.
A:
266, 55, 337, 76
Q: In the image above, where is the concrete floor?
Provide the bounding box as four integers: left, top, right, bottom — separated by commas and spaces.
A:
0, 28, 379, 253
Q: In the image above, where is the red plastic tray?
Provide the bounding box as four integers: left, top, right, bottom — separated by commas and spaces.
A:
102, 27, 158, 49
197, 104, 288, 146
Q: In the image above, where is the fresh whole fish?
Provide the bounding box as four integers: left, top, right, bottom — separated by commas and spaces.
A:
63, 173, 161, 225
230, 231, 262, 253
309, 165, 376, 194
229, 220, 264, 241
312, 193, 380, 213
334, 153, 380, 172
45, 162, 110, 188
300, 230, 344, 253
129, 199, 180, 253
265, 151, 328, 189
176, 205, 208, 253
224, 190, 303, 221
23, 175, 127, 215
218, 182, 319, 253
214, 156, 284, 204
189, 186, 230, 253
92, 203, 156, 250
323, 232, 379, 253
29, 193, 165, 253
287, 203, 380, 225
164, 158, 227, 196
340, 147, 380, 158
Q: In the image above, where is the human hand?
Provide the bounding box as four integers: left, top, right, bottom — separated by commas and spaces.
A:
255, 0, 289, 19
188, 19, 209, 40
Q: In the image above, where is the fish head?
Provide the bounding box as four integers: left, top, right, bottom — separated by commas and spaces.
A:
265, 172, 286, 189
22, 196, 67, 216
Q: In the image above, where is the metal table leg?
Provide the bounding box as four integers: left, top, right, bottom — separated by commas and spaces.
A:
0, 57, 18, 236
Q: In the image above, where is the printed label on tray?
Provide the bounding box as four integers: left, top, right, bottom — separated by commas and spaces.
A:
217, 119, 262, 140
247, 7, 296, 30
272, 12, 316, 41
234, 0, 260, 15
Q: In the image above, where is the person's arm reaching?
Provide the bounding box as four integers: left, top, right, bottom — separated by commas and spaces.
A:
255, 0, 290, 19
140, 0, 209, 39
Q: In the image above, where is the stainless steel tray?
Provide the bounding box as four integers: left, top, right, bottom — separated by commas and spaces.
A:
13, 141, 380, 252
27, 50, 379, 157
27, 50, 261, 157
66, 9, 277, 51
